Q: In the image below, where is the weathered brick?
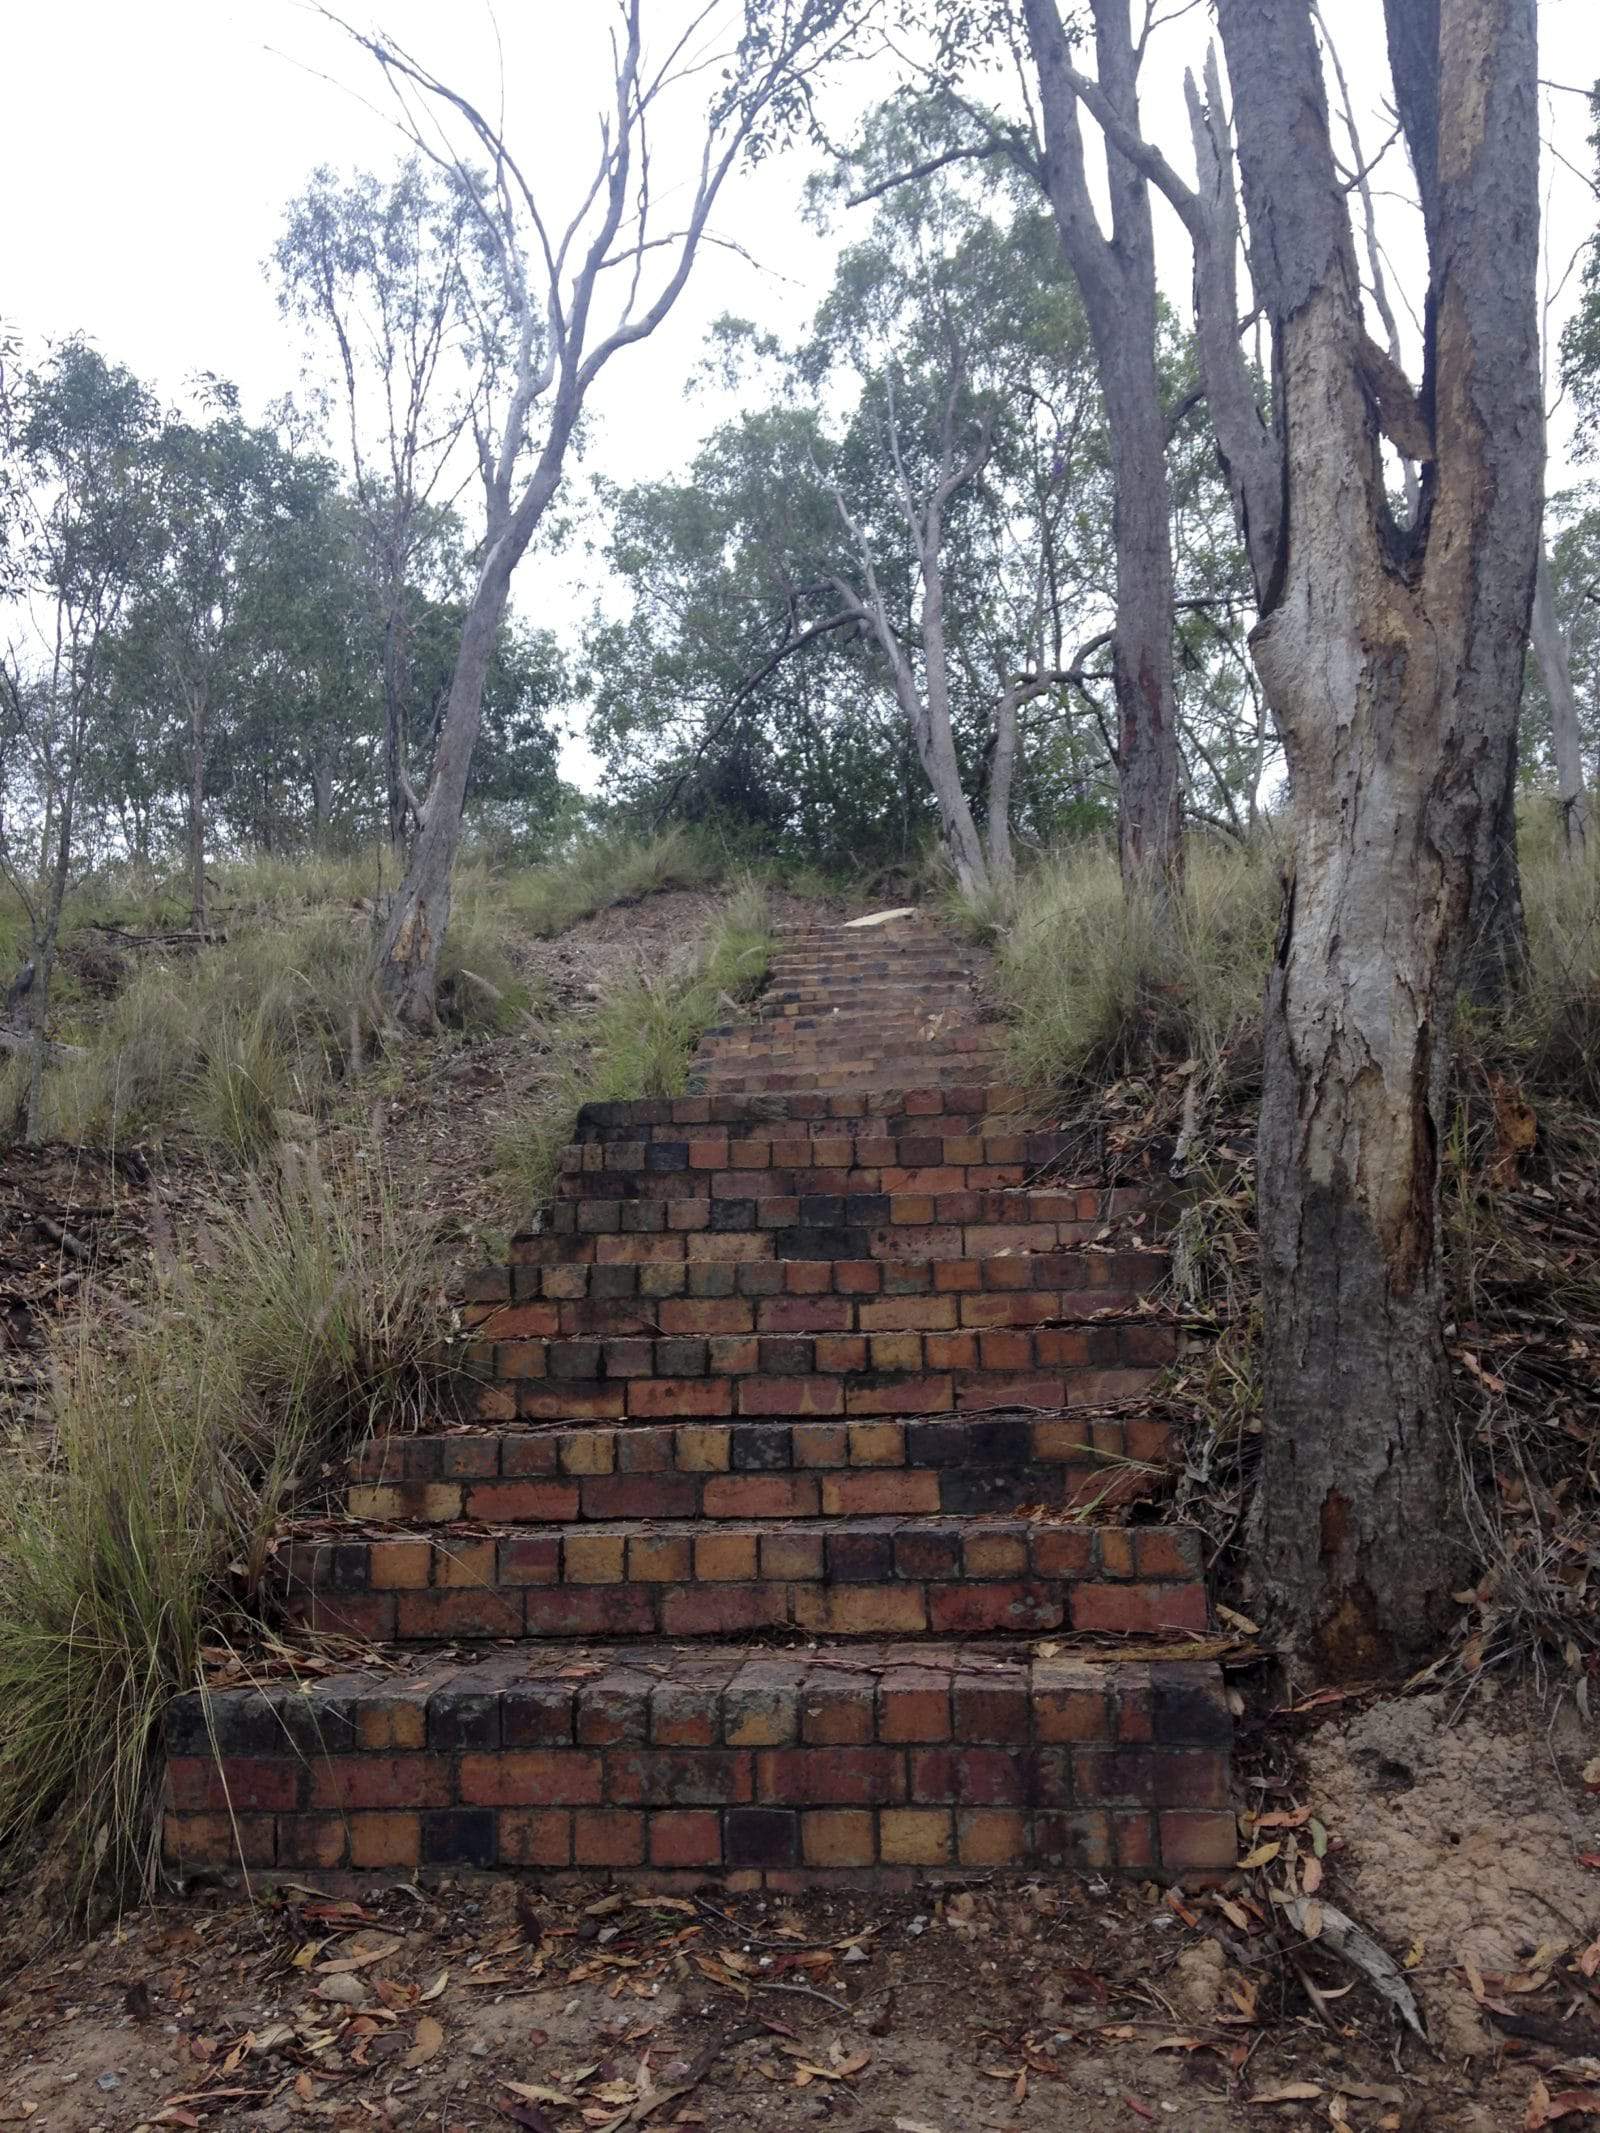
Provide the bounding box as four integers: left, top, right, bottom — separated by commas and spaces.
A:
801, 1810, 876, 1867
459, 1750, 603, 1806
755, 1748, 905, 1806
879, 1808, 952, 1865
349, 1812, 422, 1868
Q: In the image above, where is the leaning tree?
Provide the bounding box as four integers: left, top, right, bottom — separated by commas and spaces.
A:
319, 0, 873, 1028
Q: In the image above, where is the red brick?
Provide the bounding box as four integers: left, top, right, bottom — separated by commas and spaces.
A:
166, 1758, 300, 1813
702, 1474, 818, 1518
395, 1590, 523, 1639
661, 1584, 787, 1635
927, 1582, 1062, 1635
574, 1809, 646, 1866
908, 1747, 1025, 1807
737, 1375, 844, 1417
660, 1298, 755, 1336
465, 1480, 580, 1523
499, 1809, 572, 1865
650, 1810, 723, 1867
754, 1748, 905, 1806
820, 1471, 939, 1516
1070, 1583, 1209, 1635
627, 1378, 734, 1420
877, 1676, 951, 1743
458, 1750, 603, 1806
801, 1810, 876, 1866
279, 1817, 348, 1869
1158, 1810, 1236, 1871
843, 1374, 952, 1416
309, 1756, 451, 1811
833, 1261, 881, 1294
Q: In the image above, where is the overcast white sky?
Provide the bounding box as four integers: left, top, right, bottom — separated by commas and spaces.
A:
5, 1, 1599, 786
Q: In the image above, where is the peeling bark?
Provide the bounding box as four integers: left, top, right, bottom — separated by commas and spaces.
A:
1215, 0, 1544, 1669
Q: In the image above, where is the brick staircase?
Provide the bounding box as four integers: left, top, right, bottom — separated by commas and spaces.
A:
162, 915, 1232, 1888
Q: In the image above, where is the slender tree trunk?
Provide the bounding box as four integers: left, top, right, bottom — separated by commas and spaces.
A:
1533, 542, 1591, 860
26, 790, 74, 1147
1023, 0, 1183, 907
382, 574, 409, 854
188, 688, 208, 932
1216, 0, 1544, 1671
987, 689, 1019, 889
311, 751, 335, 853
917, 555, 990, 897
371, 554, 511, 1027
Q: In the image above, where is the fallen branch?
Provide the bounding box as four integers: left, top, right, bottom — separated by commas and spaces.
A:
0, 1026, 87, 1063
1279, 1897, 1428, 2042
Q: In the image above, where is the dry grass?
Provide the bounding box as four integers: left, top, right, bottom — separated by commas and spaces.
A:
496, 877, 774, 1217
0, 1147, 454, 1907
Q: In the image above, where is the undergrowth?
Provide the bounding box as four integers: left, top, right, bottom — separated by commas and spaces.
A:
497, 877, 774, 1215
0, 829, 742, 1162
981, 814, 1600, 1679
0, 1148, 453, 1908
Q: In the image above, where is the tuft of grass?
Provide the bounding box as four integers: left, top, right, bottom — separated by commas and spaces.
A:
498, 826, 724, 940
0, 1149, 453, 1904
497, 877, 773, 1217
984, 839, 1280, 1099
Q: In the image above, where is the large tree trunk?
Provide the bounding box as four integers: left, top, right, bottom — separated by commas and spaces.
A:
381, 570, 409, 854
1217, 0, 1544, 1671
1533, 541, 1592, 860
1023, 0, 1183, 907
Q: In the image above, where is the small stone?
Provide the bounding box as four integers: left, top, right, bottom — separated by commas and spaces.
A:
96, 2074, 121, 2092
842, 1945, 870, 1965
315, 1974, 371, 2008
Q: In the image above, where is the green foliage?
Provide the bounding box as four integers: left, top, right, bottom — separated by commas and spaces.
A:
0, 1153, 451, 1902
496, 826, 726, 939
497, 878, 774, 1214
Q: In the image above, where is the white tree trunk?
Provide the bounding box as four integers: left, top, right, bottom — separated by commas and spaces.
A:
1532, 542, 1591, 860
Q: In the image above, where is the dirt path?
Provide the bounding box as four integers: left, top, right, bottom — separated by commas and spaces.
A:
0, 1868, 1531, 2133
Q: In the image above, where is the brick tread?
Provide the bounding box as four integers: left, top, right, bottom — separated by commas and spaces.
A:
163, 1640, 1233, 1882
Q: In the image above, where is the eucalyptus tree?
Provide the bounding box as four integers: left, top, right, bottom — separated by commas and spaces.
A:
316, 0, 876, 1029
114, 394, 324, 926
588, 188, 1120, 887
1052, 0, 1545, 1668
0, 342, 158, 1137
274, 160, 485, 854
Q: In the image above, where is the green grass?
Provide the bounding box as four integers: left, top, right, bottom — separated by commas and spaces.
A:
0, 1149, 452, 1905
980, 818, 1600, 1110
496, 876, 774, 1215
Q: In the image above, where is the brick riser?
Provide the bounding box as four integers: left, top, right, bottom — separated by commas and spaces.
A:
163, 1644, 1234, 1885
347, 1409, 1171, 1524
163, 918, 1230, 1891
280, 1517, 1207, 1644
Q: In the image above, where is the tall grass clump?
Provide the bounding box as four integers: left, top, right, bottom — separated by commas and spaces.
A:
499, 825, 723, 939
988, 839, 1280, 1098
498, 877, 773, 1215
0, 1151, 453, 1904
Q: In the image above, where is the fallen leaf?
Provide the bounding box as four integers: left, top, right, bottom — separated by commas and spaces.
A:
1238, 1842, 1281, 1870
420, 1968, 449, 2001
1249, 2083, 1324, 2105
403, 2014, 444, 2068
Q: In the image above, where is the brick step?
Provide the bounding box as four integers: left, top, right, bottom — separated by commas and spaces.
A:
690, 1065, 1011, 1097
559, 1125, 1080, 1184
466, 1278, 1162, 1342
539, 1182, 1121, 1252
346, 1410, 1175, 1525
691, 1066, 1015, 1100
463, 1245, 1163, 1314
760, 984, 982, 1011
695, 1036, 998, 1069
466, 1313, 1172, 1398
553, 1159, 1090, 1207
277, 1516, 1210, 1644
572, 1084, 1033, 1139
162, 1641, 1233, 1884
503, 1217, 1111, 1273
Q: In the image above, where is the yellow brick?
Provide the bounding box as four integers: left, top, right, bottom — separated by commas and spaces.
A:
675, 1425, 731, 1473
801, 1810, 876, 1867
355, 1700, 426, 1750
560, 1429, 616, 1476
564, 1533, 626, 1583
962, 1532, 1028, 1577
879, 1810, 952, 1866
693, 1531, 758, 1582
956, 1810, 1026, 1866
367, 1540, 435, 1590
847, 1421, 905, 1467
794, 1586, 927, 1635
627, 1534, 692, 1582
436, 1539, 497, 1588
